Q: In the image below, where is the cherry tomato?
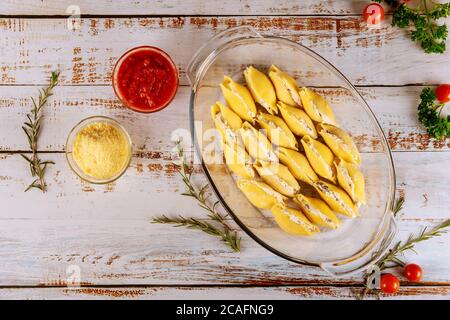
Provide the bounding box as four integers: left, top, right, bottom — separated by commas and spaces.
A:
380, 273, 400, 294
363, 3, 385, 26
404, 263, 423, 282
436, 84, 450, 103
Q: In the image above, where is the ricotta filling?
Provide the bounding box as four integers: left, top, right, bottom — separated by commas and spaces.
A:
317, 183, 354, 216
229, 86, 256, 119
245, 181, 284, 202
301, 201, 335, 226
280, 207, 315, 232
309, 144, 333, 177
257, 166, 296, 196
311, 100, 333, 124
326, 131, 352, 153
338, 165, 354, 197
215, 114, 241, 147
286, 109, 315, 135
243, 128, 278, 162
281, 77, 301, 105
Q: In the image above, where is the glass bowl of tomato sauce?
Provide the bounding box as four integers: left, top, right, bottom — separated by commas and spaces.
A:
112, 46, 179, 113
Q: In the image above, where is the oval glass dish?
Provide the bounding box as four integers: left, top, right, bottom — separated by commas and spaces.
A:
187, 26, 397, 276
66, 116, 133, 184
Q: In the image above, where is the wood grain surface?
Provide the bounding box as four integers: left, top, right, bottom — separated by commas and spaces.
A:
0, 286, 449, 300
0, 17, 449, 86
0, 1, 374, 16
0, 0, 449, 299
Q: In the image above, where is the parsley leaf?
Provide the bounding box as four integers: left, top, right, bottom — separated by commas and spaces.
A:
418, 87, 450, 140
374, 1, 450, 54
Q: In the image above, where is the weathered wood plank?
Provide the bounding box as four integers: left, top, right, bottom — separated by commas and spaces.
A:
0, 152, 449, 286
1, 152, 449, 220
0, 1, 371, 16
0, 286, 448, 300
0, 218, 448, 286
0, 86, 448, 152
1, 17, 449, 86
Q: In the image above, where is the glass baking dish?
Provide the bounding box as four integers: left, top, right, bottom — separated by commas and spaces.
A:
187, 26, 397, 276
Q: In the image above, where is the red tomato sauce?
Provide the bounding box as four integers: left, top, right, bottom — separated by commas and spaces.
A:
114, 46, 178, 113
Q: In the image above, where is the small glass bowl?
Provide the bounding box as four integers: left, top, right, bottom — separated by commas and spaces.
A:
112, 45, 179, 113
65, 116, 133, 184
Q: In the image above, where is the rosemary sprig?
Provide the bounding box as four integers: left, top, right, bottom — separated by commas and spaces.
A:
21, 71, 59, 192
377, 218, 450, 270
153, 215, 240, 250
152, 141, 241, 252
393, 196, 405, 217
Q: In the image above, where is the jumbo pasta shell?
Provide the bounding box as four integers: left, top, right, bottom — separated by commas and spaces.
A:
301, 135, 336, 183
294, 194, 340, 229
277, 101, 318, 138
256, 112, 298, 150
299, 87, 336, 125
334, 158, 366, 205
239, 122, 278, 163
271, 203, 319, 236
253, 161, 300, 197
317, 123, 361, 165
220, 76, 257, 122
268, 65, 301, 106
314, 180, 359, 218
211, 102, 242, 144
211, 101, 242, 131
244, 66, 278, 115
223, 142, 255, 179
237, 179, 286, 209
277, 147, 319, 183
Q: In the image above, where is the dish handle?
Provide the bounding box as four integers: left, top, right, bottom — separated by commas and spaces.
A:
320, 212, 397, 277
186, 26, 262, 88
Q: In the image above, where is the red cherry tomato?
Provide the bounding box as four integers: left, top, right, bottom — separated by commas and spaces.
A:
436, 84, 450, 103
404, 263, 423, 282
380, 274, 400, 294
363, 3, 385, 26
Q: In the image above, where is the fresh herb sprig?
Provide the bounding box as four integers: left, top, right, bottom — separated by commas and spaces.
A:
152, 141, 241, 252
357, 196, 450, 299
21, 71, 59, 192
377, 218, 450, 270
392, 196, 405, 217
418, 87, 449, 140
375, 0, 450, 54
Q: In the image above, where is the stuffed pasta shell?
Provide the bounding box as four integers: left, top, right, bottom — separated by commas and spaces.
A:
268, 65, 301, 106
237, 179, 286, 209
299, 87, 336, 125
277, 101, 318, 138
277, 147, 319, 184
253, 161, 300, 197
271, 203, 319, 236
223, 141, 255, 179
317, 123, 361, 165
294, 194, 340, 230
244, 66, 278, 115
256, 112, 298, 150
211, 102, 242, 143
314, 180, 359, 218
334, 158, 366, 205
239, 122, 278, 163
301, 135, 336, 183
220, 76, 257, 122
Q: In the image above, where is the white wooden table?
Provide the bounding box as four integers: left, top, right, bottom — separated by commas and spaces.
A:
0, 0, 449, 300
